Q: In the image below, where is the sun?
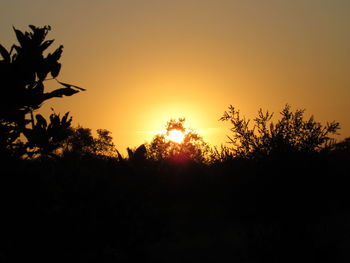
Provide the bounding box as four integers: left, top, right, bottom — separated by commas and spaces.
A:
167, 129, 185, 143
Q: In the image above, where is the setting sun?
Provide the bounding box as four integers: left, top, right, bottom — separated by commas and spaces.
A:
167, 129, 185, 143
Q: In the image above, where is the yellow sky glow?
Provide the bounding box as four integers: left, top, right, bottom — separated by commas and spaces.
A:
1, 0, 350, 153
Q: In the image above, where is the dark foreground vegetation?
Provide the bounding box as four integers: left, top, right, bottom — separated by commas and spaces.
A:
1, 26, 350, 262
2, 140, 350, 262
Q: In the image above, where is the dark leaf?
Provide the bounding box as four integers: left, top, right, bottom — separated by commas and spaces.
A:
0, 44, 10, 62
22, 128, 33, 142
37, 67, 49, 81
50, 45, 63, 61
40, 40, 54, 51
134, 144, 147, 160
29, 25, 37, 31
56, 80, 86, 91
33, 81, 44, 94
127, 148, 134, 159
11, 45, 21, 54
13, 27, 27, 47
62, 112, 71, 124
35, 114, 47, 128
11, 53, 17, 61
50, 62, 61, 78
44, 87, 79, 100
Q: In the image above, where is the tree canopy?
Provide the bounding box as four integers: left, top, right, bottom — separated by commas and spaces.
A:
147, 118, 210, 163
220, 104, 340, 159
0, 25, 84, 158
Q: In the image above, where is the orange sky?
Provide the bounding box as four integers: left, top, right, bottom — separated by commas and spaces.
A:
1, 0, 350, 153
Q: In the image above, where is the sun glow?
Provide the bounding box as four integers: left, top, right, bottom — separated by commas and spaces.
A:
167, 129, 185, 143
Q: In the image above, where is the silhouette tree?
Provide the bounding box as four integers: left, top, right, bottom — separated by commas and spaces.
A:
94, 129, 117, 157
62, 126, 117, 158
62, 126, 94, 155
147, 118, 210, 163
0, 25, 84, 157
220, 104, 340, 159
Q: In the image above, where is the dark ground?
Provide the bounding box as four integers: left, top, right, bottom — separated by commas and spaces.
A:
1, 154, 350, 262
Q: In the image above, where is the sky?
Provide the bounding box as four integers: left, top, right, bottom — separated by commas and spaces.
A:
1, 0, 350, 153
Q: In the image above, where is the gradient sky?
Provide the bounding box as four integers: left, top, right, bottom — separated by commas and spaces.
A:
1, 0, 350, 153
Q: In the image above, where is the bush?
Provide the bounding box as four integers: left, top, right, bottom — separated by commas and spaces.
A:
220, 104, 340, 159
146, 118, 210, 163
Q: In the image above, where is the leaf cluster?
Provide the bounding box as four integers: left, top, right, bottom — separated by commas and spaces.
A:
24, 111, 72, 158
0, 25, 84, 157
62, 127, 117, 158
220, 104, 340, 159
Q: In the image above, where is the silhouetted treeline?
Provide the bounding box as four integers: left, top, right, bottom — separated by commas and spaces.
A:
1, 139, 350, 262
1, 25, 350, 262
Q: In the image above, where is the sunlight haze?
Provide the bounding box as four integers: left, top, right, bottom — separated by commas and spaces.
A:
1, 0, 349, 153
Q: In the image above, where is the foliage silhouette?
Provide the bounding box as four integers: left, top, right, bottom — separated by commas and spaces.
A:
146, 118, 210, 163
220, 104, 340, 159
1, 107, 349, 262
94, 129, 118, 157
62, 126, 117, 158
127, 144, 148, 164
0, 25, 84, 158
208, 144, 234, 163
23, 111, 72, 158
1, 25, 349, 263
331, 137, 350, 153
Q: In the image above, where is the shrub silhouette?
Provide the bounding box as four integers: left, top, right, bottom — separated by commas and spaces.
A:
23, 111, 72, 158
62, 126, 117, 158
0, 25, 84, 158
125, 144, 148, 166
94, 129, 118, 157
147, 118, 210, 163
220, 104, 340, 159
